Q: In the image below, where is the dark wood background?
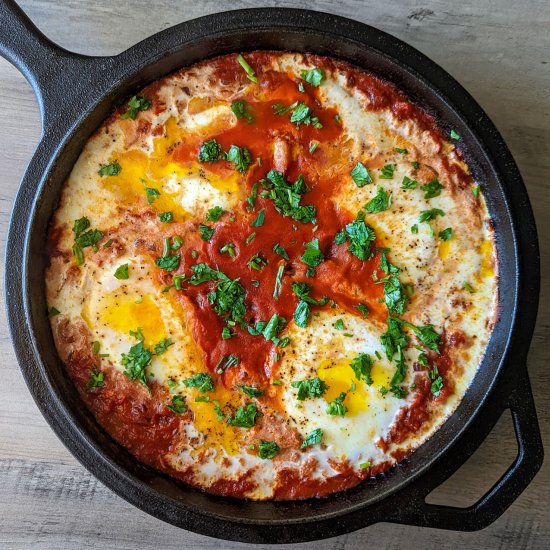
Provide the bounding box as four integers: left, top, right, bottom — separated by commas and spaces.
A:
0, 1, 548, 547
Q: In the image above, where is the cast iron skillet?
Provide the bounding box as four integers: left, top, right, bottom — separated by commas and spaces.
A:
0, 0, 543, 543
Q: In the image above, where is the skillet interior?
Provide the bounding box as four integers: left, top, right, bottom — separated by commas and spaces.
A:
3, 6, 540, 543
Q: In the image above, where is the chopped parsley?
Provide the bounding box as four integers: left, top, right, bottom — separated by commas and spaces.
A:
309, 141, 319, 154
405, 322, 440, 353
48, 306, 61, 317
450, 129, 461, 140
326, 391, 348, 417
183, 373, 214, 392
231, 100, 254, 123
301, 238, 324, 276
227, 402, 261, 428
334, 319, 345, 331
273, 264, 285, 299
98, 161, 121, 177
215, 354, 240, 374
121, 95, 151, 120
291, 377, 328, 400
205, 206, 225, 222
250, 208, 265, 227
472, 185, 480, 198
72, 217, 103, 266
245, 181, 262, 211
350, 353, 373, 385
335, 211, 376, 261
114, 263, 129, 280
221, 326, 234, 340
438, 227, 453, 241
395, 147, 408, 154
381, 317, 409, 361
421, 178, 444, 199
300, 67, 326, 87
383, 275, 408, 315
145, 187, 160, 204
419, 208, 445, 223
219, 242, 236, 257
154, 338, 174, 355
293, 299, 311, 328
121, 340, 152, 388
262, 313, 287, 341
401, 176, 418, 189
356, 303, 369, 317
365, 185, 392, 213
272, 243, 289, 259
430, 367, 444, 397
411, 161, 420, 169
411, 224, 419, 234
166, 394, 187, 414
247, 253, 268, 271
360, 461, 372, 469
351, 162, 372, 187
273, 101, 322, 128
199, 223, 215, 241
258, 440, 280, 459
237, 54, 258, 83
85, 370, 104, 390
159, 211, 173, 223
261, 170, 316, 224
237, 385, 264, 398
463, 281, 476, 293
225, 144, 253, 172
245, 232, 256, 245
198, 139, 223, 163
379, 164, 396, 179
301, 428, 323, 448
155, 237, 180, 271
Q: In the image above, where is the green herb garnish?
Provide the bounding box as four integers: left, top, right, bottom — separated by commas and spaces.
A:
365, 185, 391, 213
351, 162, 372, 187
205, 206, 225, 222
121, 95, 151, 120
231, 100, 254, 123
114, 263, 129, 280
379, 164, 396, 179
85, 370, 104, 390
237, 385, 264, 398
301, 428, 323, 448
421, 178, 444, 199
350, 353, 373, 385
166, 394, 187, 414
237, 54, 258, 83
98, 161, 122, 177
225, 144, 253, 172
438, 227, 453, 241
198, 139, 223, 163
300, 67, 326, 87
227, 402, 261, 428
291, 377, 329, 400
183, 373, 214, 393
258, 440, 280, 459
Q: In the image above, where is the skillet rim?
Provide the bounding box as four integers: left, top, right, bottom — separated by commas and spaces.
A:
3, 6, 541, 543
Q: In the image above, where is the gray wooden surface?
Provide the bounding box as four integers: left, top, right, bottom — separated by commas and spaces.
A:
0, 0, 548, 548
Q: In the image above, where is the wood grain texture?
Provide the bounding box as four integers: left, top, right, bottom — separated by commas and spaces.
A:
0, 0, 548, 548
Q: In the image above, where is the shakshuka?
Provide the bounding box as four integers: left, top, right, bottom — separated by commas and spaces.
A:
46, 52, 498, 500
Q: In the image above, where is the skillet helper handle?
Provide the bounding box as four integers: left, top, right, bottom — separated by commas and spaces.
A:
396, 364, 543, 531
0, 0, 109, 131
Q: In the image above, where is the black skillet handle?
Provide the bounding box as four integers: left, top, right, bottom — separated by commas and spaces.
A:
0, 0, 112, 131
393, 363, 543, 531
